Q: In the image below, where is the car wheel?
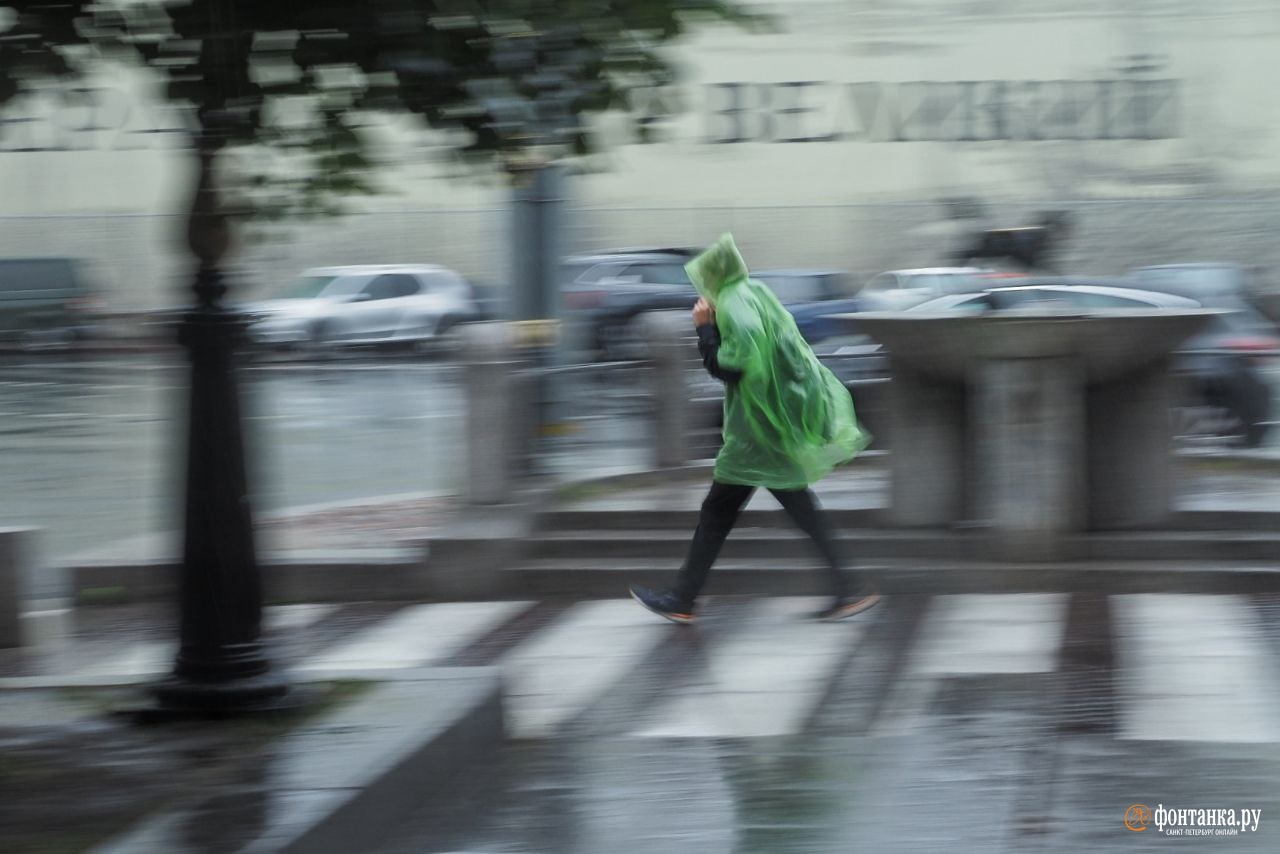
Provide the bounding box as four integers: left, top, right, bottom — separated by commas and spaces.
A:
305, 320, 334, 358
410, 316, 460, 358
434, 321, 465, 359
1174, 398, 1259, 445
604, 315, 648, 362
20, 326, 73, 352
1243, 419, 1270, 448
1174, 403, 1227, 441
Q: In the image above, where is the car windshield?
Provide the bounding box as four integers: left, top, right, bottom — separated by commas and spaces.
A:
1131, 267, 1241, 301
280, 275, 358, 299
758, 275, 828, 303
0, 259, 81, 294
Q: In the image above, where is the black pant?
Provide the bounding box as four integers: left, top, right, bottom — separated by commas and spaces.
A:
672, 480, 852, 606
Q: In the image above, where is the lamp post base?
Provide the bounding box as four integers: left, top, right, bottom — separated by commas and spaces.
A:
143, 670, 300, 720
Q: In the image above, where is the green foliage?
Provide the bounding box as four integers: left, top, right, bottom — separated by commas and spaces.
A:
0, 0, 767, 218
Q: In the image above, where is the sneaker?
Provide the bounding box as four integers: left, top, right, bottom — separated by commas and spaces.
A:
629, 585, 696, 625
812, 592, 881, 622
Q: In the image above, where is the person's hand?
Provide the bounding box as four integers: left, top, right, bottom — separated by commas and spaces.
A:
693, 297, 714, 327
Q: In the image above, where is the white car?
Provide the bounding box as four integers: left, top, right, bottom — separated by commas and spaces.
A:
858, 267, 994, 311
247, 265, 479, 350
909, 282, 1202, 313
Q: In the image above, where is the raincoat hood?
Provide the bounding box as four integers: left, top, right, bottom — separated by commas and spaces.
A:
686, 233, 870, 489
685, 232, 749, 301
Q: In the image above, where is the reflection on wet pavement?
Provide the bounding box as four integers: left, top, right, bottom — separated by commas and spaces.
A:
369, 592, 1280, 853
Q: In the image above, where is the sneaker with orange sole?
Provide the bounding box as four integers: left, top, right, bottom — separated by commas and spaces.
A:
812, 592, 881, 622
628, 585, 696, 625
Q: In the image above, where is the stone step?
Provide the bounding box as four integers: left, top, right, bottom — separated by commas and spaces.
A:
1168, 510, 1280, 532
508, 558, 1280, 598
536, 508, 888, 531
1076, 531, 1280, 562
528, 528, 1280, 562
529, 528, 984, 561
535, 508, 1280, 533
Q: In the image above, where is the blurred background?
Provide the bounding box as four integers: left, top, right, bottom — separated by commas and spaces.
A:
3, 0, 1279, 562
4, 2, 1280, 851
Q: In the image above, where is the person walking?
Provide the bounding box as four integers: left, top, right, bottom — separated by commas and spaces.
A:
629, 233, 881, 623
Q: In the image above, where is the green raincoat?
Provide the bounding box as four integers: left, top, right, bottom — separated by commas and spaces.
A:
686, 234, 870, 490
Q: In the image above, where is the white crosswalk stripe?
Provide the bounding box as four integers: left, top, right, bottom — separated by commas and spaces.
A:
631, 597, 868, 738
500, 599, 670, 739
908, 593, 1070, 675
267, 604, 338, 631
871, 593, 1070, 736
1114, 594, 1280, 742
22, 594, 1280, 743
296, 601, 533, 672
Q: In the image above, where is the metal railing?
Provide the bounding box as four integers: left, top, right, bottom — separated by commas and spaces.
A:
516, 358, 657, 478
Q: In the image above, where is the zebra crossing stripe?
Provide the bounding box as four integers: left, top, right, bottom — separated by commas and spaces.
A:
910, 593, 1070, 675
1114, 594, 1280, 743
871, 594, 1070, 736
24, 594, 1280, 744
631, 597, 870, 739
266, 604, 338, 631
296, 601, 533, 673
500, 599, 670, 739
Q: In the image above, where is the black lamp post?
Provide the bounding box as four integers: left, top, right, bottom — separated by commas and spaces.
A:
149, 130, 291, 714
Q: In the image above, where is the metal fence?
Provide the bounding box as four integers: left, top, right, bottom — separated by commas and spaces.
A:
518, 359, 658, 477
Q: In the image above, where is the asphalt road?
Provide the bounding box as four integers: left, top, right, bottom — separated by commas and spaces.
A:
0, 353, 468, 561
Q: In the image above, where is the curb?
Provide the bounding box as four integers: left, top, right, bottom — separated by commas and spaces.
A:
70, 553, 425, 606
510, 560, 1280, 597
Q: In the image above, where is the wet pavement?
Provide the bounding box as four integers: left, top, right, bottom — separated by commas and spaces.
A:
5, 593, 1280, 851
367, 593, 1280, 853
0, 352, 653, 563
0, 353, 465, 560
6, 353, 1280, 851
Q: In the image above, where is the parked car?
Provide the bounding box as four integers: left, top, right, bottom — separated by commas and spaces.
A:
1173, 301, 1278, 447
754, 270, 861, 344
0, 257, 101, 347
1126, 263, 1259, 307
908, 280, 1202, 312
562, 248, 701, 359
565, 250, 861, 359
856, 266, 996, 311
909, 279, 1279, 447
246, 264, 482, 352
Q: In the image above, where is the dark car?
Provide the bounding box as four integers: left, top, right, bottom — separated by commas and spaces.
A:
562, 248, 701, 360
754, 270, 861, 344
565, 254, 860, 360
909, 279, 1278, 447
1173, 301, 1278, 447
0, 257, 100, 347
